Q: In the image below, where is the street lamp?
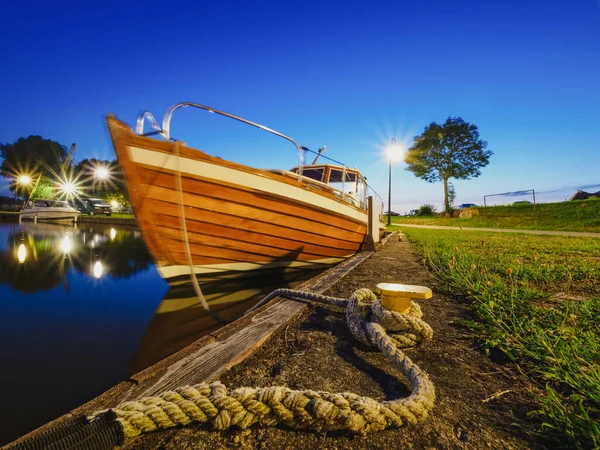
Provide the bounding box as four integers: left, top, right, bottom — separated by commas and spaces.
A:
387, 138, 396, 226
15, 175, 32, 208
93, 166, 109, 195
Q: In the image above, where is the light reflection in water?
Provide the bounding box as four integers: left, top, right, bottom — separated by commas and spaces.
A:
110, 228, 116, 241
93, 260, 104, 279
60, 235, 72, 254
17, 244, 26, 263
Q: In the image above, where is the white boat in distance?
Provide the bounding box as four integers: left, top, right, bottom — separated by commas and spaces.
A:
20, 199, 79, 223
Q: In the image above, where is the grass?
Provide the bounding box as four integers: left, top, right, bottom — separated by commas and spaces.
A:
399, 227, 600, 448
392, 199, 600, 233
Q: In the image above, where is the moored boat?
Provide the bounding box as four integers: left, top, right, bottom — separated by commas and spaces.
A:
19, 199, 79, 223
107, 102, 383, 281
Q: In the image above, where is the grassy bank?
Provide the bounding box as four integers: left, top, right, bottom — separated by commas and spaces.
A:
393, 199, 600, 232
402, 228, 600, 448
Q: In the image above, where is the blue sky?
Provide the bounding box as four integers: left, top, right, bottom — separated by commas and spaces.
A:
1, 0, 599, 212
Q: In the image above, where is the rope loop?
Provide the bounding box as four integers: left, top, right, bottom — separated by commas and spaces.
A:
90, 287, 436, 438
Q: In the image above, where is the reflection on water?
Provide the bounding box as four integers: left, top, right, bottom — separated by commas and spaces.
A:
130, 267, 327, 374
0, 221, 154, 293
0, 221, 331, 446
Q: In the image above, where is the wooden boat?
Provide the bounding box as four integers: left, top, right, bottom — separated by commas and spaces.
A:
107, 102, 383, 281
19, 199, 79, 223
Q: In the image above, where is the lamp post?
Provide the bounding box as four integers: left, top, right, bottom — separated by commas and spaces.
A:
387, 138, 396, 226
15, 175, 32, 209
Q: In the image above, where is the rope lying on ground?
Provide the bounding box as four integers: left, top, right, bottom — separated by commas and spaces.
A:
91, 288, 435, 438
11, 288, 435, 450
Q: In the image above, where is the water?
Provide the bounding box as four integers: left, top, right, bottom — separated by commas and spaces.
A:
0, 221, 325, 445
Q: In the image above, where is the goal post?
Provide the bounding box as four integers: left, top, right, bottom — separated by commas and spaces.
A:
483, 189, 536, 218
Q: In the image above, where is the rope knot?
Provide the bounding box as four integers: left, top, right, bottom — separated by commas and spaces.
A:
346, 288, 433, 349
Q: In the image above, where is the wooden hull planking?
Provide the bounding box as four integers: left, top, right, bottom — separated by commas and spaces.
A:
107, 117, 368, 278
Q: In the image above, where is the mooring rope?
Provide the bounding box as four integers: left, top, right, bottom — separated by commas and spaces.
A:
88, 287, 435, 439
173, 140, 210, 311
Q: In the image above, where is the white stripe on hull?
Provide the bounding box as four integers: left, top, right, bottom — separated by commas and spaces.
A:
128, 146, 368, 224
157, 256, 349, 279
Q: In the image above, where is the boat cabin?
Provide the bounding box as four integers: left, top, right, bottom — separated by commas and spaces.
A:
288, 164, 367, 208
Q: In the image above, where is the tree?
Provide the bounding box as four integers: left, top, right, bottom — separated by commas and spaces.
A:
0, 136, 68, 186
406, 117, 492, 213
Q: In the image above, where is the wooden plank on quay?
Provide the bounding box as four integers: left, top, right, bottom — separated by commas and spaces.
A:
128, 249, 375, 397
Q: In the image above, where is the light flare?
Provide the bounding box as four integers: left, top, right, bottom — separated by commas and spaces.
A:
18, 175, 32, 185
17, 244, 26, 263
95, 167, 109, 179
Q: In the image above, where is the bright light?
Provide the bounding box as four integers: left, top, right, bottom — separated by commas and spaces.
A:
60, 236, 72, 253
93, 260, 104, 279
95, 167, 109, 179
17, 244, 26, 263
110, 200, 119, 209
110, 228, 116, 241
388, 139, 407, 163
18, 175, 32, 185
61, 182, 77, 195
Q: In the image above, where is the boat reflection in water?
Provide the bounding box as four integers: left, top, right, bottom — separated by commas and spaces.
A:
0, 221, 153, 292
130, 267, 328, 375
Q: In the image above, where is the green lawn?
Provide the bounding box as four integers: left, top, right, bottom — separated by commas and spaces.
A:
403, 228, 600, 448
391, 199, 600, 233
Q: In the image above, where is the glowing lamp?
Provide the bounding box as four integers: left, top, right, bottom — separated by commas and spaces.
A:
61, 182, 77, 195
18, 175, 32, 185
95, 167, 109, 179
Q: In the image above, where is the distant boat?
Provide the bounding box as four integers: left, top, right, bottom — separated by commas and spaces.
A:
107, 102, 383, 281
20, 199, 79, 223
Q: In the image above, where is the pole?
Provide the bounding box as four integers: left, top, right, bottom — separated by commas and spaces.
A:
387, 157, 392, 226
387, 138, 396, 227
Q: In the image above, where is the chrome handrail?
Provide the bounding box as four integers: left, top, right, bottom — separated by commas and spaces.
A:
160, 102, 305, 170
135, 111, 164, 137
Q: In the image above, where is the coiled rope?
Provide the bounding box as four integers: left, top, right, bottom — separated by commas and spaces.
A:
92, 287, 435, 438
11, 287, 435, 450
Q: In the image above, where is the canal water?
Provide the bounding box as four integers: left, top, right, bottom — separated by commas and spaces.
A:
0, 221, 325, 446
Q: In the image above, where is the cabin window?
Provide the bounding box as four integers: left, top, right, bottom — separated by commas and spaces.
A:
328, 168, 359, 200
34, 200, 49, 207
299, 168, 325, 182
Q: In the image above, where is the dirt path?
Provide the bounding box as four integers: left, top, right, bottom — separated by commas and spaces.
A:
126, 233, 544, 450
395, 223, 600, 238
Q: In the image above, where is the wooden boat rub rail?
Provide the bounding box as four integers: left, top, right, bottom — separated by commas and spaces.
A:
122, 123, 369, 216
6, 233, 396, 449
128, 146, 368, 223
135, 165, 368, 232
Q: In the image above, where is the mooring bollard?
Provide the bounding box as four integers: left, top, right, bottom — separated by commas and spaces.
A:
377, 282, 432, 314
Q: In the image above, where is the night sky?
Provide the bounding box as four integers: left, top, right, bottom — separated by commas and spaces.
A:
1, 0, 599, 211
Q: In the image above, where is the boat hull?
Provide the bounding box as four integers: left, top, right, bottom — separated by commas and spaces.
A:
107, 117, 369, 280
19, 212, 78, 222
